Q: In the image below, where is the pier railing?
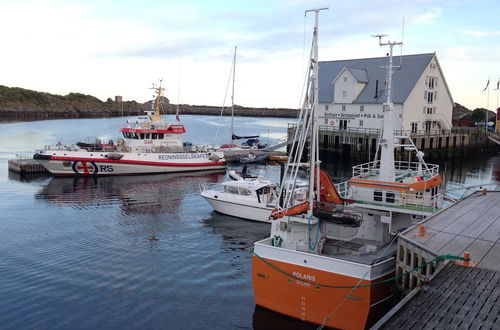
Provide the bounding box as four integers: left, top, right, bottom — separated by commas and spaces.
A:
288, 123, 488, 137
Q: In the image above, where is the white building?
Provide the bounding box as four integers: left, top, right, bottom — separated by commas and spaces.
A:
318, 53, 454, 132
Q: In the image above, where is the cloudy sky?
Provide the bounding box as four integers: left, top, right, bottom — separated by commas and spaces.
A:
0, 0, 499, 110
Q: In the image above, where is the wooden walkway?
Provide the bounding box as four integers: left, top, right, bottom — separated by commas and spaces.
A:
402, 191, 500, 270
372, 191, 500, 329
379, 264, 500, 329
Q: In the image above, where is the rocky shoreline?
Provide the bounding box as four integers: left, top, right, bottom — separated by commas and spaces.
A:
0, 85, 298, 119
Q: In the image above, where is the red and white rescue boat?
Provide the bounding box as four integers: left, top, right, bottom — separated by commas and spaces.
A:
34, 82, 225, 176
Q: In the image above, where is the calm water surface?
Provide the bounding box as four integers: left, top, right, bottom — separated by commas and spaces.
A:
0, 115, 498, 329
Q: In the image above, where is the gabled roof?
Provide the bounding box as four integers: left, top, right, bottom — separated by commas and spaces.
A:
319, 53, 435, 104
347, 67, 368, 83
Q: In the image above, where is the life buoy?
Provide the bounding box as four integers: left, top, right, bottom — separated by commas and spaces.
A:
415, 192, 423, 199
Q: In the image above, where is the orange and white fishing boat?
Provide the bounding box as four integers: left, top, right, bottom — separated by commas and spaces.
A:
34, 81, 225, 176
252, 9, 446, 329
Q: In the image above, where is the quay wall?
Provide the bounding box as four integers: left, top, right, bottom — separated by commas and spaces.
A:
304, 126, 499, 159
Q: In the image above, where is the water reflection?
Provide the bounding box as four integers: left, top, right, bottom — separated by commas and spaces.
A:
35, 171, 225, 215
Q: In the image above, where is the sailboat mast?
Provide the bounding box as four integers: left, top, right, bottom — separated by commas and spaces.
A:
306, 7, 327, 214
231, 46, 237, 144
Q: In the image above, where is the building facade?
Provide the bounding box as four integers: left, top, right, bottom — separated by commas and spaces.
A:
318, 53, 453, 132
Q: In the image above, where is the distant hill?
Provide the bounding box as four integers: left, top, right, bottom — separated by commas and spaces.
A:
0, 85, 298, 119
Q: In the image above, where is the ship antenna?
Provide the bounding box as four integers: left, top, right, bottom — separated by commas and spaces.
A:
372, 34, 402, 182
400, 16, 405, 67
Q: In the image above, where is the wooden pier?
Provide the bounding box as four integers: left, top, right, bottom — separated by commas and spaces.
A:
372, 191, 500, 329
8, 159, 49, 174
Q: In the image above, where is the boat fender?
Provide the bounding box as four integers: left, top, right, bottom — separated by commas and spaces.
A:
106, 152, 123, 160
209, 154, 220, 162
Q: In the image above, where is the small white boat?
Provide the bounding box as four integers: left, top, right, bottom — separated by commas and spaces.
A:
33, 81, 225, 176
200, 178, 278, 223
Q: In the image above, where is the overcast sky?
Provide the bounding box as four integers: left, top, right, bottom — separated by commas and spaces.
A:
1, 0, 499, 110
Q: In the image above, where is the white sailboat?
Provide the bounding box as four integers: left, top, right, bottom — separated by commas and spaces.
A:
252, 8, 446, 329
218, 46, 266, 151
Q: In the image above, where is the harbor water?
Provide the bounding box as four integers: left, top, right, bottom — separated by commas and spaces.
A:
0, 115, 499, 329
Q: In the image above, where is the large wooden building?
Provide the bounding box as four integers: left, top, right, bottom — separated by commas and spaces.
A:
318, 53, 453, 132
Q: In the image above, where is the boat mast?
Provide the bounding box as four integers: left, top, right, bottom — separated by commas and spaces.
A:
306, 7, 328, 215
231, 46, 237, 144
374, 35, 402, 182
149, 80, 164, 123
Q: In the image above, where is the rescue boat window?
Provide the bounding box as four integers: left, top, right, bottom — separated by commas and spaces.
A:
145, 133, 150, 139
140, 133, 145, 139
152, 133, 158, 139
133, 133, 139, 139
374, 191, 383, 202
158, 133, 164, 139
386, 192, 395, 203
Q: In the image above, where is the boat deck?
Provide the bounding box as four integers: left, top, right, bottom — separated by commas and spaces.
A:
321, 237, 397, 265
401, 191, 500, 270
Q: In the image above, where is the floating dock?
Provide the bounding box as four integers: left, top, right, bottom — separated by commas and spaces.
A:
8, 159, 49, 174
372, 191, 500, 329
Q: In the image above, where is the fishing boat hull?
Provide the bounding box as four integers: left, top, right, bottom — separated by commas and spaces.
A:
201, 194, 273, 223
252, 239, 395, 329
34, 150, 225, 176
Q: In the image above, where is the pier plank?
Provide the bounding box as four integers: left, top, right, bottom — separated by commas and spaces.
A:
477, 242, 500, 271
428, 195, 492, 231
462, 239, 495, 265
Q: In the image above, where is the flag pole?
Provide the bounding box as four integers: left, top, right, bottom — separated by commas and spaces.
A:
486, 76, 490, 133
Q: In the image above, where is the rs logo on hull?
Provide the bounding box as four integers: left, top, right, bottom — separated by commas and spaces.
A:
72, 161, 98, 174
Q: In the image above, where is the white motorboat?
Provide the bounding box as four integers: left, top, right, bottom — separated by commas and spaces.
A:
33, 81, 225, 176
200, 178, 278, 223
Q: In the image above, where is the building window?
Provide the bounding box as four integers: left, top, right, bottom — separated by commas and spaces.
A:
428, 77, 436, 89
324, 118, 328, 125
360, 105, 364, 112
340, 120, 347, 130
411, 122, 418, 133
325, 104, 329, 111
426, 91, 434, 104
341, 105, 346, 111
359, 120, 363, 127
426, 107, 434, 114
342, 90, 347, 98
425, 121, 431, 131
343, 76, 348, 82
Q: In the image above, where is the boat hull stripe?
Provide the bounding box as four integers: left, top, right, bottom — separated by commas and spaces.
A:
49, 156, 224, 167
